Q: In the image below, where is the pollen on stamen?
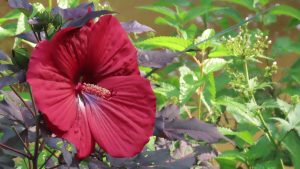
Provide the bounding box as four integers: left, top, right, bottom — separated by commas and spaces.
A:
76, 83, 112, 100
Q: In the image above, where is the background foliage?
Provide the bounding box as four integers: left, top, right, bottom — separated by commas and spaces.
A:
0, 0, 300, 169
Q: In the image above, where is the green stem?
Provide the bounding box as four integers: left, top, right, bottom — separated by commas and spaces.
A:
244, 60, 277, 148
198, 92, 202, 119
48, 0, 52, 9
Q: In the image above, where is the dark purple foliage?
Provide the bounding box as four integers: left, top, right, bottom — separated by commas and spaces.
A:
44, 137, 76, 167
52, 3, 94, 20
0, 70, 26, 89
155, 104, 228, 143
0, 91, 34, 127
0, 64, 18, 72
17, 31, 45, 43
121, 20, 155, 34
8, 0, 33, 13
105, 148, 194, 169
138, 50, 179, 68
64, 10, 114, 28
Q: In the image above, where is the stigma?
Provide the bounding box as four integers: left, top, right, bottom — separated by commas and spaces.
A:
76, 83, 112, 100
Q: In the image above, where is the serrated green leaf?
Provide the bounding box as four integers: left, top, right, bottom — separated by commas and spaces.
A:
282, 130, 300, 169
179, 65, 202, 104
136, 36, 192, 51
203, 58, 227, 74
269, 5, 300, 21
218, 127, 254, 145
196, 29, 216, 49
246, 135, 275, 160
216, 97, 260, 126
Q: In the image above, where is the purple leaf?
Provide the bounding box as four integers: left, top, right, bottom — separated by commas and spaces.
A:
64, 10, 114, 28
138, 50, 180, 68
0, 64, 18, 72
161, 155, 195, 169
121, 20, 155, 34
8, 0, 33, 13
17, 31, 45, 43
52, 3, 94, 20
164, 118, 224, 143
88, 159, 111, 169
155, 105, 229, 143
0, 76, 19, 90
0, 91, 34, 127
0, 71, 26, 89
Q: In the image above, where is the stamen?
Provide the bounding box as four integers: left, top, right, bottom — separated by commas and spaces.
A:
76, 83, 112, 100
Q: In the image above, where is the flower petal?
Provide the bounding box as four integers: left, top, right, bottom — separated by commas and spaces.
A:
86, 15, 140, 83
60, 99, 95, 159
27, 24, 91, 132
27, 41, 76, 132
82, 75, 156, 157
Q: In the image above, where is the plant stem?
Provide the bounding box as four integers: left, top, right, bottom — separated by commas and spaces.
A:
12, 127, 33, 159
244, 60, 277, 148
48, 0, 52, 9
0, 143, 30, 158
10, 85, 35, 118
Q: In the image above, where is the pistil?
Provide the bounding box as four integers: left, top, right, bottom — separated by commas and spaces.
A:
76, 83, 112, 100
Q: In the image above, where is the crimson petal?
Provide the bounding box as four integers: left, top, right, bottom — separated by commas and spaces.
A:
86, 15, 140, 83
27, 25, 91, 132
82, 75, 156, 157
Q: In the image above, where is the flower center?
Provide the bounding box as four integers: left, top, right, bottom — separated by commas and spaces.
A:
76, 83, 112, 100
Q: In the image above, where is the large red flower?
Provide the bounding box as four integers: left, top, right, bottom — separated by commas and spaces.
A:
26, 15, 156, 158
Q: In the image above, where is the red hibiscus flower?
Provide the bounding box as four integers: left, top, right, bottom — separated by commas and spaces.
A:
26, 15, 156, 158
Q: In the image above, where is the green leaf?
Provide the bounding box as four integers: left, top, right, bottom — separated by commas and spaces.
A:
207, 73, 216, 101
203, 58, 227, 74
196, 28, 216, 49
0, 26, 15, 39
269, 5, 300, 21
218, 0, 254, 10
246, 135, 275, 160
15, 13, 28, 35
138, 6, 176, 19
12, 48, 30, 69
216, 150, 246, 169
179, 65, 202, 104
276, 98, 292, 113
209, 45, 232, 57
282, 130, 300, 169
136, 36, 192, 51
216, 97, 261, 126
57, 0, 80, 8
287, 104, 300, 136
219, 127, 254, 145
254, 160, 283, 169
0, 10, 21, 24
